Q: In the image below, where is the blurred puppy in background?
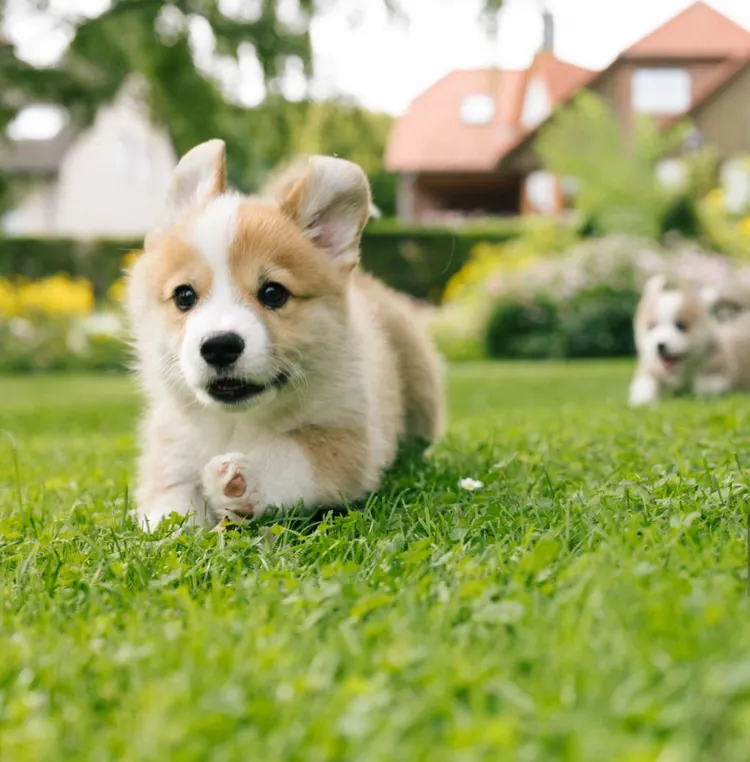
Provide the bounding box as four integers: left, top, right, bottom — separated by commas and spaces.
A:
629, 274, 750, 406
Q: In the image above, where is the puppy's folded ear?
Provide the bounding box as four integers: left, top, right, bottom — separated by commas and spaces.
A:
642, 273, 666, 298
277, 156, 371, 270
156, 139, 227, 232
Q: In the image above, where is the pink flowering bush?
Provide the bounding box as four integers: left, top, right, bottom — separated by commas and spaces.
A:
431, 234, 750, 361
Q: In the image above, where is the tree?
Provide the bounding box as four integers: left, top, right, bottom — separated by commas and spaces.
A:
0, 0, 503, 202
535, 91, 692, 239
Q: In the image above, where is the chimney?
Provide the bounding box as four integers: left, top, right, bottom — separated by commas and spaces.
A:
542, 10, 554, 52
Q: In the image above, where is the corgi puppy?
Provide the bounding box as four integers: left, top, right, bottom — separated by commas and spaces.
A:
126, 140, 444, 530
629, 274, 750, 406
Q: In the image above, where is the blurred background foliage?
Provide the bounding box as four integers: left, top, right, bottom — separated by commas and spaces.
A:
4, 0, 750, 372
0, 0, 504, 208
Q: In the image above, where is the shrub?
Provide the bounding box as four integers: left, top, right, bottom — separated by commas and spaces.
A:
485, 295, 563, 360
0, 313, 128, 373
429, 303, 486, 362
360, 218, 520, 302
560, 286, 638, 359
0, 238, 138, 299
0, 221, 521, 306
0, 272, 129, 373
441, 234, 750, 362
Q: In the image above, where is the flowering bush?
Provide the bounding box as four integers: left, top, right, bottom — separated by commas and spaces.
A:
430, 233, 750, 362
697, 188, 750, 260
0, 267, 131, 373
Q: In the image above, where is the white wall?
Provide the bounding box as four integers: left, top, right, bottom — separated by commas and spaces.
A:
5, 89, 177, 239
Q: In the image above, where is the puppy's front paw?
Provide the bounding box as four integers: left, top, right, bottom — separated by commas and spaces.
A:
202, 453, 265, 523
628, 374, 659, 408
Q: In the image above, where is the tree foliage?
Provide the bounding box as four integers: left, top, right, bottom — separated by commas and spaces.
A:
535, 91, 711, 239
0, 0, 502, 204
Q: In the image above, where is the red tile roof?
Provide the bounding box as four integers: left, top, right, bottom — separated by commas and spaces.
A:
535, 51, 594, 103
385, 58, 594, 172
625, 1, 750, 58
386, 2, 750, 174
385, 69, 524, 173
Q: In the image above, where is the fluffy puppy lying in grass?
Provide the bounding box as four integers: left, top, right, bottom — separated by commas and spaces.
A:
126, 140, 444, 530
629, 274, 750, 406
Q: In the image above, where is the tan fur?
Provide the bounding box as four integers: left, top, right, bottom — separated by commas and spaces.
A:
353, 271, 445, 441
127, 142, 444, 529
707, 311, 750, 388
291, 425, 372, 500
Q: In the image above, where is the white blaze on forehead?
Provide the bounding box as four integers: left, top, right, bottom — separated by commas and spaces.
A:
655, 291, 683, 325
186, 194, 241, 276
180, 193, 270, 376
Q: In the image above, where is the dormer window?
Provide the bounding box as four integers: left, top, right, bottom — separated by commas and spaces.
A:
460, 94, 495, 125
520, 77, 551, 129
632, 68, 691, 115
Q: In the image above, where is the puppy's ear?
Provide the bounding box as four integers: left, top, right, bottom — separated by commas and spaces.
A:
643, 273, 666, 298
262, 155, 310, 201
159, 139, 227, 228
278, 156, 371, 270
698, 284, 719, 308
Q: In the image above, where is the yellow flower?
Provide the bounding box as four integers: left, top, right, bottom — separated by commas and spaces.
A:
442, 241, 539, 305
122, 249, 142, 270
0, 275, 94, 318
108, 279, 126, 304
0, 279, 19, 317
706, 188, 725, 208
739, 216, 750, 238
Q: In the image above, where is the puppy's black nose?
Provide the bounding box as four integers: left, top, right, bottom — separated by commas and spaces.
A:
200, 332, 245, 368
657, 342, 668, 358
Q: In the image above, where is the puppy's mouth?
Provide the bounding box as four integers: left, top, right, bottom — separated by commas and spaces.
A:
206, 373, 289, 404
659, 354, 684, 372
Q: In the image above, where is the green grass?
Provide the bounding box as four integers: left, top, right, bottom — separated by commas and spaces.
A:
0, 362, 748, 761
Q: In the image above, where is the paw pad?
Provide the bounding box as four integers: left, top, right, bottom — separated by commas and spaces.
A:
224, 472, 246, 498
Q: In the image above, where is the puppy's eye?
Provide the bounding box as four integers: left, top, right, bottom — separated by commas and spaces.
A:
173, 285, 198, 312
675, 320, 688, 332
258, 281, 290, 310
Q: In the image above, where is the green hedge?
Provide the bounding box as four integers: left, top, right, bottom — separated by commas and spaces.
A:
360, 218, 520, 302
485, 287, 639, 360
0, 218, 521, 303
0, 237, 138, 298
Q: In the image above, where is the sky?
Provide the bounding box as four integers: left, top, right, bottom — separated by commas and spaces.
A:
5, 0, 750, 127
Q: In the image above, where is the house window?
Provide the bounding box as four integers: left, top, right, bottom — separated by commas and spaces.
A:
631, 68, 691, 115
460, 94, 495, 125
520, 77, 551, 129
525, 171, 557, 214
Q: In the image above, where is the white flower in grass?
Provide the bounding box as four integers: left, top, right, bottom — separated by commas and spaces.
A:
459, 477, 484, 491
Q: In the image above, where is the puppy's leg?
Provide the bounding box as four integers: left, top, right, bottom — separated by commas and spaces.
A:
628, 371, 660, 407
134, 480, 204, 531
693, 374, 731, 398
202, 427, 372, 523
133, 432, 205, 531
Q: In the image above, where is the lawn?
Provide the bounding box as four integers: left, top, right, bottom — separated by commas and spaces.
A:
0, 362, 748, 761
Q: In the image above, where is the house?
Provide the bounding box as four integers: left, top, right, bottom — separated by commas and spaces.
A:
0, 78, 177, 239
385, 2, 750, 221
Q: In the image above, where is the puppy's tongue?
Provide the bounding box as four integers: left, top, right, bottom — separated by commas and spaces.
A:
660, 357, 678, 371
